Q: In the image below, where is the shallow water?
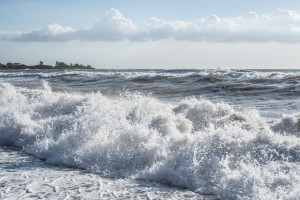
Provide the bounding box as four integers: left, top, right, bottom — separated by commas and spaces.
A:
0, 69, 299, 199
0, 146, 211, 199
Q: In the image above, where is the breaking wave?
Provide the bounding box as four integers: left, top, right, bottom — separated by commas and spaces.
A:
0, 82, 299, 199
1, 68, 300, 80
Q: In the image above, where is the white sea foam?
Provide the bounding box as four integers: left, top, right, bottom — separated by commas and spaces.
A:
0, 146, 207, 200
271, 114, 300, 136
0, 82, 299, 199
0, 69, 299, 80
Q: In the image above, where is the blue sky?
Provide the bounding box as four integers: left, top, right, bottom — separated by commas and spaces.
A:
1, 0, 300, 68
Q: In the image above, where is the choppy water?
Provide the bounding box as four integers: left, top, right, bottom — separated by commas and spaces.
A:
0, 69, 300, 199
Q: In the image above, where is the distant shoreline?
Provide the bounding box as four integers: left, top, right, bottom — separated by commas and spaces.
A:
0, 61, 94, 70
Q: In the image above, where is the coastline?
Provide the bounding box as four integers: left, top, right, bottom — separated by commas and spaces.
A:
0, 61, 94, 70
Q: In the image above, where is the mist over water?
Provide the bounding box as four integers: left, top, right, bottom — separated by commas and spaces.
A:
0, 69, 300, 199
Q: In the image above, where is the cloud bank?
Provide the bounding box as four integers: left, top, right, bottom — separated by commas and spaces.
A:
1, 8, 300, 43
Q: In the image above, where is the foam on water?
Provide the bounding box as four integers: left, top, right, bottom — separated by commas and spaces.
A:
0, 146, 206, 199
1, 69, 300, 80
0, 81, 299, 199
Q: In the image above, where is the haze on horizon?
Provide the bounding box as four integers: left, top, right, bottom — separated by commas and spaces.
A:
1, 0, 300, 69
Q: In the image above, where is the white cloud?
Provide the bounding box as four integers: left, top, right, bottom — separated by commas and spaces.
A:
74, 8, 139, 41
144, 17, 195, 40
1, 8, 300, 43
47, 24, 75, 35
0, 24, 75, 42
273, 9, 300, 21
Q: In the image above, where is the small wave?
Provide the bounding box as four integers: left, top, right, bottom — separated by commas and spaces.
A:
1, 69, 300, 87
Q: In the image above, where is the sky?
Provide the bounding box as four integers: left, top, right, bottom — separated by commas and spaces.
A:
1, 0, 300, 69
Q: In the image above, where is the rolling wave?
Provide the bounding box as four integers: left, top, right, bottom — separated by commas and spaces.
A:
1, 69, 299, 101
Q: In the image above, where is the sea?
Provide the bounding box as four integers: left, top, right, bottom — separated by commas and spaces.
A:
0, 69, 299, 200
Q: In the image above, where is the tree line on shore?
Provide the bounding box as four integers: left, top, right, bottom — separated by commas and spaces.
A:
0, 61, 94, 70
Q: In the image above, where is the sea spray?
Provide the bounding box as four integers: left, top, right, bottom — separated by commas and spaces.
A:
0, 81, 300, 199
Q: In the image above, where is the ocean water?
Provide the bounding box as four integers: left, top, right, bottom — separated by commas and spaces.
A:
0, 69, 299, 199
